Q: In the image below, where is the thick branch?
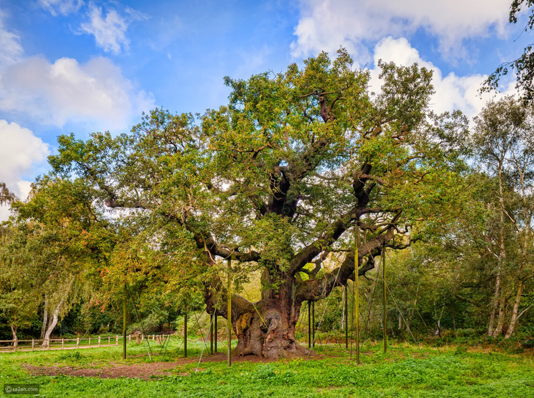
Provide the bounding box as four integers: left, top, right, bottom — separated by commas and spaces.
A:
294, 222, 399, 302
288, 207, 384, 275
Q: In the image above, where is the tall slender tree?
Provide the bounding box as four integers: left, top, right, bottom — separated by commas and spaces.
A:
472, 96, 534, 337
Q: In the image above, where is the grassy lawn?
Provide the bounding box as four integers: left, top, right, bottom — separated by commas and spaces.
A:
1, 339, 533, 397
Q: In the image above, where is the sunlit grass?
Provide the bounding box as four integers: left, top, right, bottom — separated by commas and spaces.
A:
1, 338, 533, 397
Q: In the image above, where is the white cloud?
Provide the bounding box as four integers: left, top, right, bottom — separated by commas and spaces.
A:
369, 37, 515, 119
0, 56, 154, 129
0, 9, 154, 130
80, 3, 146, 54
291, 0, 510, 62
0, 10, 154, 221
0, 10, 23, 70
39, 0, 84, 16
0, 120, 49, 201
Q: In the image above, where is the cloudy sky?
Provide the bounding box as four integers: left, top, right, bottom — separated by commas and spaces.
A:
0, 0, 528, 218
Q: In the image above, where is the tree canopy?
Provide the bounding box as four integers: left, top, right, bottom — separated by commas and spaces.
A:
38, 50, 470, 357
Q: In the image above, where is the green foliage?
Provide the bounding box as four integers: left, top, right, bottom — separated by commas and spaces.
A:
484, 1, 534, 102
0, 49, 531, 348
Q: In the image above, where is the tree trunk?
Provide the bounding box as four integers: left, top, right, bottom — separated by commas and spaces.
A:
231, 298, 308, 358
492, 295, 506, 337
11, 324, 18, 349
504, 280, 523, 339
42, 278, 73, 347
208, 270, 310, 359
488, 273, 501, 336
490, 164, 507, 337
42, 301, 62, 346
204, 229, 378, 359
40, 294, 48, 340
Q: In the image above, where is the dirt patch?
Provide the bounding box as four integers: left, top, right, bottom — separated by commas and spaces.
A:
23, 352, 320, 379
25, 361, 188, 380
203, 352, 306, 363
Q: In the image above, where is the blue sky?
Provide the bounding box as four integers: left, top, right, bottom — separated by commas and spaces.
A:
0, 0, 529, 213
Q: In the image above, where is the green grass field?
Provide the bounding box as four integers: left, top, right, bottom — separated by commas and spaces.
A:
1, 338, 533, 397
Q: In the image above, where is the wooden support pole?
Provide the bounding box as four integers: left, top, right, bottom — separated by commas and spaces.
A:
227, 257, 232, 368
312, 301, 315, 348
89, 337, 91, 347
32, 339, 35, 351
108, 336, 111, 346
383, 244, 387, 354
184, 312, 188, 358
62, 338, 64, 349
214, 312, 217, 353
210, 310, 214, 355
354, 224, 360, 364
344, 282, 349, 350
308, 300, 311, 349
116, 335, 119, 346
76, 337, 79, 348
98, 336, 101, 347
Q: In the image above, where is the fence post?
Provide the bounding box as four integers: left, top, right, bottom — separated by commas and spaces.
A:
76, 337, 79, 348
32, 339, 35, 351
116, 335, 119, 345
128, 334, 131, 342
62, 338, 64, 349
89, 337, 91, 347
47, 339, 50, 350
98, 336, 101, 347
14, 338, 18, 352
108, 336, 110, 346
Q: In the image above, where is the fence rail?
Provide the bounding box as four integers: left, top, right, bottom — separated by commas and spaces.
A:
0, 334, 173, 353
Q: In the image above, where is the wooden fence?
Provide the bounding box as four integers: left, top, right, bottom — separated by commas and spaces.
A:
0, 334, 173, 353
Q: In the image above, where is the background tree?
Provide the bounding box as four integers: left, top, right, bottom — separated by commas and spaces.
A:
472, 96, 534, 338
0, 225, 41, 345
484, 1, 534, 102
0, 182, 15, 204
10, 177, 115, 345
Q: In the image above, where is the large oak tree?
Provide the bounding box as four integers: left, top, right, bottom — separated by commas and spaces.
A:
49, 50, 467, 358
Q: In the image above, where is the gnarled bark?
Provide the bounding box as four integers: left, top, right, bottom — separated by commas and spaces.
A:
205, 241, 387, 359
207, 273, 310, 359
